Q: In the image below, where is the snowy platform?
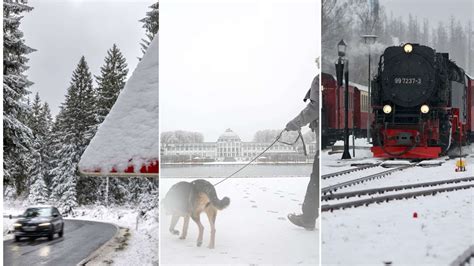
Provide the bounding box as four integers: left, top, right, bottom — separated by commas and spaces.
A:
159, 177, 318, 265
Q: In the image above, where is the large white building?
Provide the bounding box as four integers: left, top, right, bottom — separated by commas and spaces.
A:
162, 128, 316, 163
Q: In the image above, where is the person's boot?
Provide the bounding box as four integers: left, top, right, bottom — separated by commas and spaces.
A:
287, 213, 316, 230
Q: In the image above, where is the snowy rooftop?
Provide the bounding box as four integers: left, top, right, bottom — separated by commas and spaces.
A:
79, 35, 158, 176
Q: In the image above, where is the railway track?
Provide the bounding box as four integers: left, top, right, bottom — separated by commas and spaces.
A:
322, 176, 474, 201
450, 245, 474, 266
322, 165, 414, 194
321, 163, 380, 180
322, 179, 474, 212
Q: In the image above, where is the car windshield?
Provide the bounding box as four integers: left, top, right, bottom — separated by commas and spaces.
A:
23, 208, 51, 218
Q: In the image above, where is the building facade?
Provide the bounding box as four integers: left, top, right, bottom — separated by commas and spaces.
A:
162, 128, 316, 163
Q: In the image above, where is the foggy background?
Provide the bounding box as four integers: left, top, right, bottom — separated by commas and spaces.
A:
160, 0, 320, 142
322, 0, 474, 86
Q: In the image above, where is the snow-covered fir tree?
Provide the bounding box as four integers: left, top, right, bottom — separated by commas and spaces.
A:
50, 56, 97, 213
41, 102, 55, 187
95, 44, 129, 124
28, 144, 48, 204
94, 44, 129, 206
26, 93, 51, 204
139, 1, 159, 55
3, 0, 36, 196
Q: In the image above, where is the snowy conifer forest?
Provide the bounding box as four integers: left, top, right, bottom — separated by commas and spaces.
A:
3, 0, 159, 215
322, 0, 474, 84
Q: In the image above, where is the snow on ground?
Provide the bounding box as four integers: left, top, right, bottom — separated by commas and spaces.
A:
3, 200, 30, 240
322, 189, 473, 265
321, 144, 474, 265
333, 136, 372, 147
160, 177, 318, 265
3, 201, 158, 265
322, 145, 379, 175
79, 34, 159, 174
71, 206, 158, 266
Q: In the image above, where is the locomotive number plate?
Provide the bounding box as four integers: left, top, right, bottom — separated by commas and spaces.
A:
393, 77, 422, 85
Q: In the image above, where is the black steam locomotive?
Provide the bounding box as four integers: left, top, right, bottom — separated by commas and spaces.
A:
370, 43, 471, 159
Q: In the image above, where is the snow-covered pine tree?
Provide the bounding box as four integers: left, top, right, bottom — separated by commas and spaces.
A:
3, 0, 36, 196
41, 102, 55, 187
50, 56, 97, 213
26, 93, 50, 204
95, 44, 129, 124
139, 1, 159, 56
94, 44, 129, 206
28, 143, 48, 204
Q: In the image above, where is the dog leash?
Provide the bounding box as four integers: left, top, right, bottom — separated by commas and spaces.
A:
213, 129, 307, 186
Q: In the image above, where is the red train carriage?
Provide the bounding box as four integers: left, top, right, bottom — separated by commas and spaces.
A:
321, 72, 371, 148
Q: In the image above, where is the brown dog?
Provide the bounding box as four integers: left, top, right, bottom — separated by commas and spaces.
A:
163, 179, 230, 249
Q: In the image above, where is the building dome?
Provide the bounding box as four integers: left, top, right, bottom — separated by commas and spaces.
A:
217, 128, 241, 142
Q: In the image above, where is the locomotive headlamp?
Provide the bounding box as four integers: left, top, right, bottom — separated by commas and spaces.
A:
383, 105, 392, 114
420, 104, 430, 114
404, 43, 413, 53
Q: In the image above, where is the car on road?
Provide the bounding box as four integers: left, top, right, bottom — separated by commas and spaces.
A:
13, 206, 64, 241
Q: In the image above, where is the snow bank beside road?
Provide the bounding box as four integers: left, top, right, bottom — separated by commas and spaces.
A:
70, 206, 158, 266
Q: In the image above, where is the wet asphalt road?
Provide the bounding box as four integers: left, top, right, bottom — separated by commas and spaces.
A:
4, 219, 117, 266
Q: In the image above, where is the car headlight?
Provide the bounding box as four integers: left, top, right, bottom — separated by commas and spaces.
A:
14, 223, 22, 227
383, 105, 392, 114
420, 104, 429, 114
404, 43, 413, 53
38, 223, 51, 227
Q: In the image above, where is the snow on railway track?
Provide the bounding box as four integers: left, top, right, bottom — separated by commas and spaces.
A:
322, 165, 415, 194
321, 150, 473, 211
322, 177, 474, 212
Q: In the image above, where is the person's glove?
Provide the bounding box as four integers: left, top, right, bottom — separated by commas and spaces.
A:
285, 121, 300, 131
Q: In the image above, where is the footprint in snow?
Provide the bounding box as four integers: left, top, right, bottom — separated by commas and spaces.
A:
291, 199, 299, 202
250, 200, 256, 203
252, 205, 258, 208
267, 210, 278, 213
277, 217, 286, 220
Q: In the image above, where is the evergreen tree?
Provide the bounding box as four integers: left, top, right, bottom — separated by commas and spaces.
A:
139, 2, 159, 55
95, 44, 129, 124
28, 144, 48, 204
41, 102, 54, 186
94, 45, 129, 206
26, 93, 50, 203
50, 56, 97, 213
3, 0, 35, 196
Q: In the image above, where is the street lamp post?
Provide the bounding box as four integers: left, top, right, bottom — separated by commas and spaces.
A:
336, 40, 351, 160
361, 34, 378, 144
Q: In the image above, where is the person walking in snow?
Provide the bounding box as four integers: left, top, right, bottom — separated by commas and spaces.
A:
285, 74, 319, 231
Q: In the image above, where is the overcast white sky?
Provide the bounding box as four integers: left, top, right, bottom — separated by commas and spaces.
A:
383, 0, 473, 25
160, 0, 320, 142
21, 0, 155, 116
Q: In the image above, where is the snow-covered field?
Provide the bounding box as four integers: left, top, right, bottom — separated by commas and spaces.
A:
3, 201, 158, 265
321, 142, 474, 265
160, 177, 318, 265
